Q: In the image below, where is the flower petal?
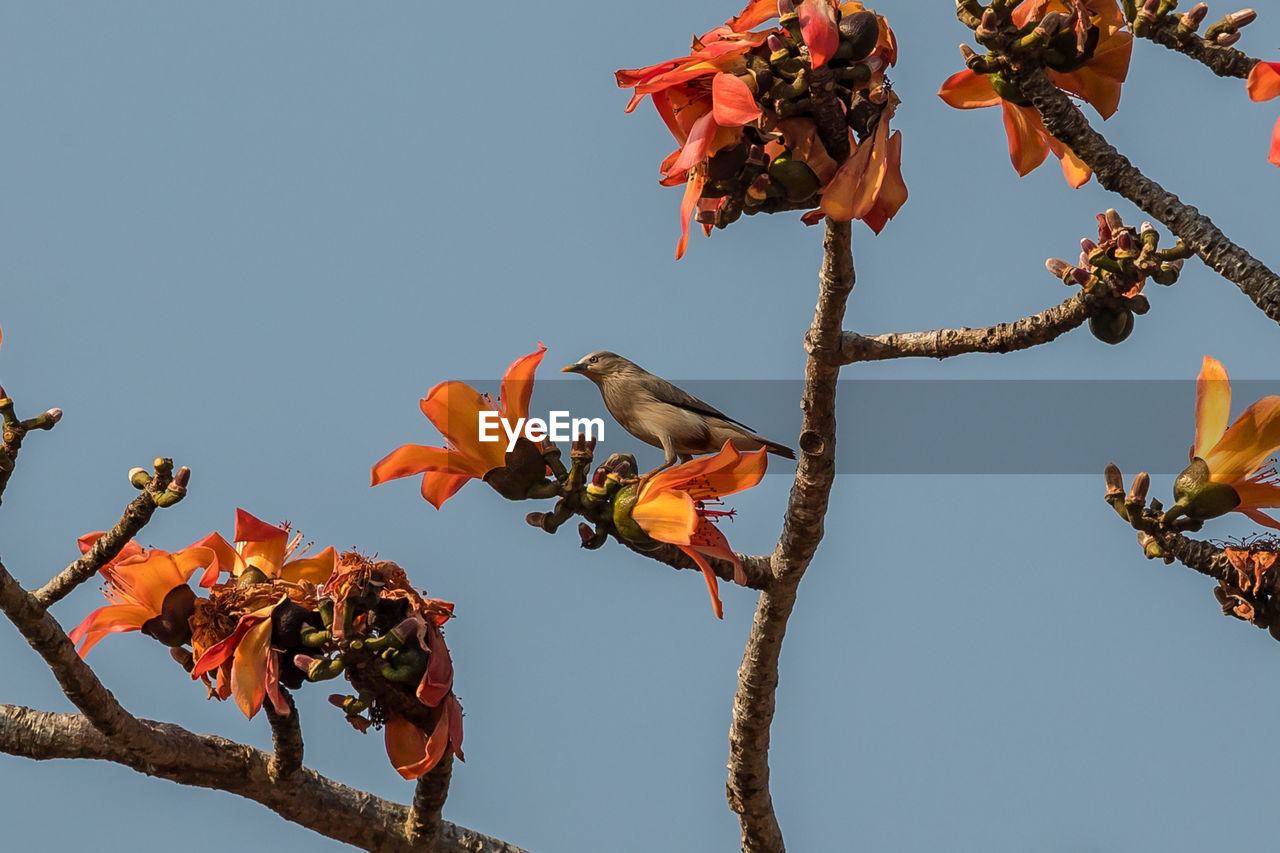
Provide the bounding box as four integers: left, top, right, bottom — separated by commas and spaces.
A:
938, 69, 1001, 109
385, 708, 451, 780
230, 614, 275, 719
728, 0, 779, 32
1205, 395, 1280, 482
798, 0, 839, 69
1003, 103, 1051, 176
1269, 115, 1280, 168
280, 546, 336, 585
711, 72, 762, 126
234, 509, 288, 576
1248, 61, 1280, 102
1240, 507, 1280, 531
69, 604, 155, 657
690, 517, 745, 585
676, 171, 707, 260
416, 625, 455, 708
420, 381, 506, 475
677, 545, 725, 619
420, 470, 474, 509
1195, 356, 1231, 460
498, 344, 547, 423
632, 489, 698, 544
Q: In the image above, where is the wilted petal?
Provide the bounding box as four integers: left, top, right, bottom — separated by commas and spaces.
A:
230, 613, 275, 719
728, 0, 779, 32
677, 545, 725, 619
676, 171, 707, 259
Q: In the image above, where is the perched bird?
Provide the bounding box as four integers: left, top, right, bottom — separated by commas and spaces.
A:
562, 351, 796, 471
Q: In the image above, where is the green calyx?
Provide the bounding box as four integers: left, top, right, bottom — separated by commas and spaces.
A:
988, 73, 1032, 107
1169, 457, 1241, 522
611, 483, 648, 542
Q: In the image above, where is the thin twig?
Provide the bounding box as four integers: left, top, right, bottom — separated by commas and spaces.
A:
621, 540, 773, 590
34, 459, 183, 608
831, 293, 1094, 363
0, 398, 59, 507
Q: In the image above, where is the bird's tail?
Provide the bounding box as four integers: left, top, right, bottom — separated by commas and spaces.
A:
761, 438, 796, 460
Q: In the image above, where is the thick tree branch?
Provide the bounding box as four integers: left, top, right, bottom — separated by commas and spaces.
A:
726, 220, 855, 853
830, 293, 1094, 363
34, 459, 183, 608
0, 704, 526, 853
1142, 17, 1259, 79
1007, 64, 1280, 325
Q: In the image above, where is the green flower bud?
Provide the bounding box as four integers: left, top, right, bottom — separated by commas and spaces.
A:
1088, 308, 1134, 344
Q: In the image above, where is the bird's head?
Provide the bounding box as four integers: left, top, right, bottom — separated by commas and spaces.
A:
561, 351, 637, 382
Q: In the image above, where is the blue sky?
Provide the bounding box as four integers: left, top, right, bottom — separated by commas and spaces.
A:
3, 3, 1280, 851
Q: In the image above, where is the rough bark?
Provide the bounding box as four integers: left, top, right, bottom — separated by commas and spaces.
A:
832, 293, 1094, 362
1008, 65, 1280, 325
726, 219, 855, 853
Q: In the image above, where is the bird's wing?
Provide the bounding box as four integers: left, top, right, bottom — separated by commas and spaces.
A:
647, 378, 756, 432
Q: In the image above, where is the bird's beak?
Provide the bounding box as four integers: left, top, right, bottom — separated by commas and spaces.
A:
561, 364, 584, 374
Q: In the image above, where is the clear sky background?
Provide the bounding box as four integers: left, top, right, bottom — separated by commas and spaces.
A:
3, 3, 1280, 851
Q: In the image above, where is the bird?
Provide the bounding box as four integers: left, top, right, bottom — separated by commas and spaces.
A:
561, 351, 796, 472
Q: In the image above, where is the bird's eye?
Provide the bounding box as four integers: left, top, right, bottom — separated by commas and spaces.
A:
589, 356, 598, 364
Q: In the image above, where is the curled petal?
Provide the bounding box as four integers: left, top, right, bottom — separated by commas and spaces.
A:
385, 708, 452, 780
1248, 61, 1280, 103
676, 171, 707, 259
498, 344, 547, 423
938, 69, 1001, 109
678, 545, 725, 619
728, 0, 779, 32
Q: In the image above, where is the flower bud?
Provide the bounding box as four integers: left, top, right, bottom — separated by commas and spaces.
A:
1088, 308, 1134, 344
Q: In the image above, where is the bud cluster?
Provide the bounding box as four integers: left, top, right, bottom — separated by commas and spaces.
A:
1044, 209, 1191, 344
1125, 0, 1257, 47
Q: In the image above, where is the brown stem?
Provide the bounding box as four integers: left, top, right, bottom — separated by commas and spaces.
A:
726, 219, 855, 853
266, 691, 304, 781
831, 293, 1094, 362
1008, 64, 1280, 325
0, 704, 525, 853
621, 539, 773, 590
406, 753, 454, 847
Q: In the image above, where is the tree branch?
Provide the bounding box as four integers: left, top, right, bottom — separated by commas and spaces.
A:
266, 691, 304, 781
1141, 16, 1259, 79
1007, 63, 1280, 325
34, 459, 184, 608
726, 219, 855, 853
831, 292, 1094, 363
0, 704, 526, 853
621, 539, 773, 590
406, 753, 454, 847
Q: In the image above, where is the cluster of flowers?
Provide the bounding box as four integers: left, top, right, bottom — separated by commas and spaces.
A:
71, 510, 462, 780
372, 344, 766, 619
940, 0, 1132, 186
616, 0, 905, 257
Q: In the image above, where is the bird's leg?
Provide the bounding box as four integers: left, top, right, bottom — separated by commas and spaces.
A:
639, 436, 680, 479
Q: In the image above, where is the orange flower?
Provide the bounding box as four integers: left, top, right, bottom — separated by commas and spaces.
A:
938, 68, 1091, 187
1247, 60, 1280, 167
618, 2, 902, 255
1011, 0, 1131, 119
188, 510, 335, 719
190, 508, 335, 589
370, 344, 547, 508
385, 695, 464, 781
69, 542, 214, 656
939, 0, 1131, 186
621, 441, 767, 618
1172, 356, 1280, 529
